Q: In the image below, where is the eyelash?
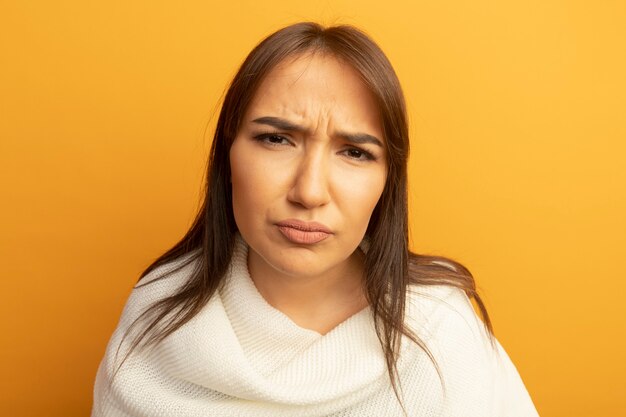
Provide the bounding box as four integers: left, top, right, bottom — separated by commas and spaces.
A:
343, 147, 376, 162
252, 133, 377, 162
253, 133, 291, 146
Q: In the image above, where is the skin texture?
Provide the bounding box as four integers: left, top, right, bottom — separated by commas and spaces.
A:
229, 52, 388, 334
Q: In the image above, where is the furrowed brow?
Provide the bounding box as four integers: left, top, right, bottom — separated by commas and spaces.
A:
251, 117, 307, 133
252, 116, 383, 147
336, 131, 384, 147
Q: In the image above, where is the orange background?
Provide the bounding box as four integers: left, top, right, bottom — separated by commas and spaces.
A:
1, 1, 625, 416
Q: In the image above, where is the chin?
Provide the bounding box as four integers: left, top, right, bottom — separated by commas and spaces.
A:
243, 229, 355, 280
265, 250, 332, 278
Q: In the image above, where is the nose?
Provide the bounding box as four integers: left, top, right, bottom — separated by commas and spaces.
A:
287, 149, 331, 209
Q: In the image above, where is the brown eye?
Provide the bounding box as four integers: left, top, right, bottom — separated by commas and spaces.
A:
348, 149, 364, 158
342, 147, 376, 161
253, 133, 292, 146
267, 135, 286, 144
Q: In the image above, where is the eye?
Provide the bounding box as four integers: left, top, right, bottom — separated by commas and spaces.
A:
341, 147, 376, 162
253, 133, 292, 146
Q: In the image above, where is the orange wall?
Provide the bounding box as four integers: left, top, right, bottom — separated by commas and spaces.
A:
1, 1, 625, 416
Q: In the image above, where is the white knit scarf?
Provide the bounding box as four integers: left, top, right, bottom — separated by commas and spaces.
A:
92, 234, 539, 416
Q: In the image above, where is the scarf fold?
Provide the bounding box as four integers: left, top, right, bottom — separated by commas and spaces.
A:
150, 234, 387, 407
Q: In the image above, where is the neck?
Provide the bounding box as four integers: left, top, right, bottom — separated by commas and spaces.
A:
247, 247, 369, 335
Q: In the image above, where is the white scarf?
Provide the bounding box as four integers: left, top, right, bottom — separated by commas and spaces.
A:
92, 234, 539, 416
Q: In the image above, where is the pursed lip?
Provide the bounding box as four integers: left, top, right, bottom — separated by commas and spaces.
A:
275, 219, 333, 234
275, 219, 333, 245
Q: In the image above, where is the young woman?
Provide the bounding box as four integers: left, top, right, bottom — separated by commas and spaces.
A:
91, 22, 539, 416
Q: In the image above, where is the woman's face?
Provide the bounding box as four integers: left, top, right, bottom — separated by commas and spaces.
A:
229, 52, 387, 280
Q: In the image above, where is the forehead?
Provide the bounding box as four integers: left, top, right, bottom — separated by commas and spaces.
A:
244, 52, 383, 137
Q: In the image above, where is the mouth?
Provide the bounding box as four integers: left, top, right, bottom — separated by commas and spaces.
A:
275, 219, 333, 244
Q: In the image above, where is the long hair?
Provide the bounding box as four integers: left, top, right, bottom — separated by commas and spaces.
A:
115, 22, 493, 415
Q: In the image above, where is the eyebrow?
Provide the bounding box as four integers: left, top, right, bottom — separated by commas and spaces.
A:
251, 116, 384, 147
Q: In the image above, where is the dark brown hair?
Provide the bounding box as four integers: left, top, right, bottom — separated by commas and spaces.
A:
116, 21, 493, 415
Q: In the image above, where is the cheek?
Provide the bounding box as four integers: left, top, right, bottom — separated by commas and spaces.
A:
230, 140, 288, 223
333, 168, 387, 220
230, 141, 259, 227
231, 139, 264, 196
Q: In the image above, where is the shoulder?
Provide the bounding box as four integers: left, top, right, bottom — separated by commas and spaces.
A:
405, 284, 486, 341
404, 284, 495, 376
402, 284, 539, 416
96, 250, 202, 372
93, 251, 202, 414
116, 250, 202, 330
